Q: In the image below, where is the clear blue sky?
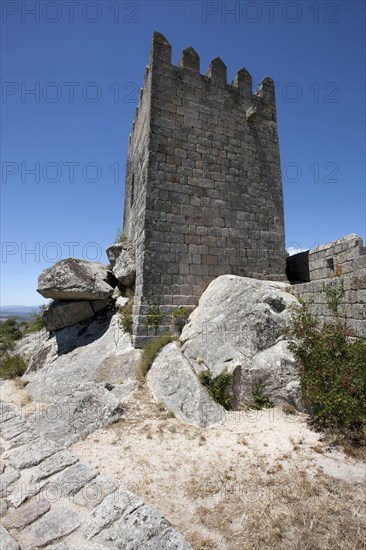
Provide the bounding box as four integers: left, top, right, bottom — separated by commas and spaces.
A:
1, 0, 365, 305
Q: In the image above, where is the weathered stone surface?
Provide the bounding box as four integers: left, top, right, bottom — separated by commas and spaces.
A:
0, 497, 8, 516
7, 437, 60, 469
0, 524, 19, 550
49, 537, 109, 549
94, 354, 138, 385
0, 466, 20, 496
46, 461, 98, 497
26, 315, 139, 404
21, 508, 80, 547
7, 430, 36, 449
82, 488, 144, 539
0, 419, 28, 440
43, 300, 95, 331
37, 258, 115, 301
96, 502, 192, 550
30, 450, 79, 483
180, 275, 302, 409
111, 380, 137, 402
2, 497, 50, 529
25, 336, 56, 375
0, 402, 17, 423
107, 242, 136, 287
12, 329, 47, 361
147, 342, 224, 427
242, 340, 304, 409
32, 384, 123, 447
73, 475, 117, 509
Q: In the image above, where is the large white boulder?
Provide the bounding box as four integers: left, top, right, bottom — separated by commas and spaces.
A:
147, 342, 224, 427
37, 258, 115, 301
180, 275, 303, 409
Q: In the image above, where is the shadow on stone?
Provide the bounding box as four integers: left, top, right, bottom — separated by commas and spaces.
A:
55, 312, 113, 355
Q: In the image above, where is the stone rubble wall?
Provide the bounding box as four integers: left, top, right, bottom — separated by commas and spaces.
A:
123, 32, 286, 347
288, 235, 366, 339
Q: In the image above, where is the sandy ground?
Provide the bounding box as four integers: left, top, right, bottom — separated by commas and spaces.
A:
1, 381, 365, 549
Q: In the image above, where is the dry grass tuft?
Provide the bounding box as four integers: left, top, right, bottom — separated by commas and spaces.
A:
186, 468, 366, 550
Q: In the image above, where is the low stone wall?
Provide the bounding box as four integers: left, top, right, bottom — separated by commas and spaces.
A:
290, 253, 366, 339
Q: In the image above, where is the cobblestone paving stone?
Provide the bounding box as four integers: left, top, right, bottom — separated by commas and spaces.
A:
0, 401, 191, 549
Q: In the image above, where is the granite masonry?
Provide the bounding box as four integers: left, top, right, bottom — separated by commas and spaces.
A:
287, 234, 366, 338
122, 32, 287, 347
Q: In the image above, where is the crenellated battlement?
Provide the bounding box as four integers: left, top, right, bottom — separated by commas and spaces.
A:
123, 31, 286, 347
129, 32, 277, 141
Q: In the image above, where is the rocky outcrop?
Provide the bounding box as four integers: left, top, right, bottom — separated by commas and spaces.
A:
106, 242, 136, 287
147, 342, 224, 427
179, 275, 303, 410
25, 313, 140, 406
43, 300, 95, 331
241, 340, 303, 410
36, 258, 117, 331
37, 258, 116, 301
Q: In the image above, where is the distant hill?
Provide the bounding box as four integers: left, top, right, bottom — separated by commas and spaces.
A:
0, 306, 42, 323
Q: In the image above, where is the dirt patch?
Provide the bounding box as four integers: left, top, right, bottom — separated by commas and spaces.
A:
70, 387, 366, 550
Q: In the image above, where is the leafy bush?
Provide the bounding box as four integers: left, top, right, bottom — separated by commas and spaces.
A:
199, 370, 232, 410
0, 318, 22, 353
119, 308, 133, 334
288, 283, 366, 438
250, 380, 273, 410
0, 354, 28, 379
146, 296, 163, 329
138, 334, 175, 381
26, 305, 47, 333
172, 307, 190, 332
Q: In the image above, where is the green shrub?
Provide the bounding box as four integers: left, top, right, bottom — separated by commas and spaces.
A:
0, 318, 22, 353
0, 354, 28, 379
172, 307, 190, 332
288, 284, 366, 438
26, 305, 47, 333
250, 380, 273, 410
199, 370, 232, 410
119, 308, 133, 334
322, 278, 345, 315
138, 334, 175, 381
146, 296, 163, 329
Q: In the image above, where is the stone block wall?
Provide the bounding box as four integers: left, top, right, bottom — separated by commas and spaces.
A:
123, 32, 287, 347
288, 235, 366, 338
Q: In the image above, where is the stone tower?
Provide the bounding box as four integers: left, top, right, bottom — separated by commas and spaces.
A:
123, 32, 286, 347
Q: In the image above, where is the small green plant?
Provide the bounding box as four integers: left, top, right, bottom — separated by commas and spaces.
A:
119, 308, 133, 334
288, 291, 366, 441
199, 370, 232, 410
250, 380, 273, 410
137, 334, 175, 381
0, 318, 22, 353
172, 307, 190, 332
25, 305, 47, 333
146, 296, 164, 330
0, 354, 28, 379
115, 227, 127, 243
323, 278, 345, 316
